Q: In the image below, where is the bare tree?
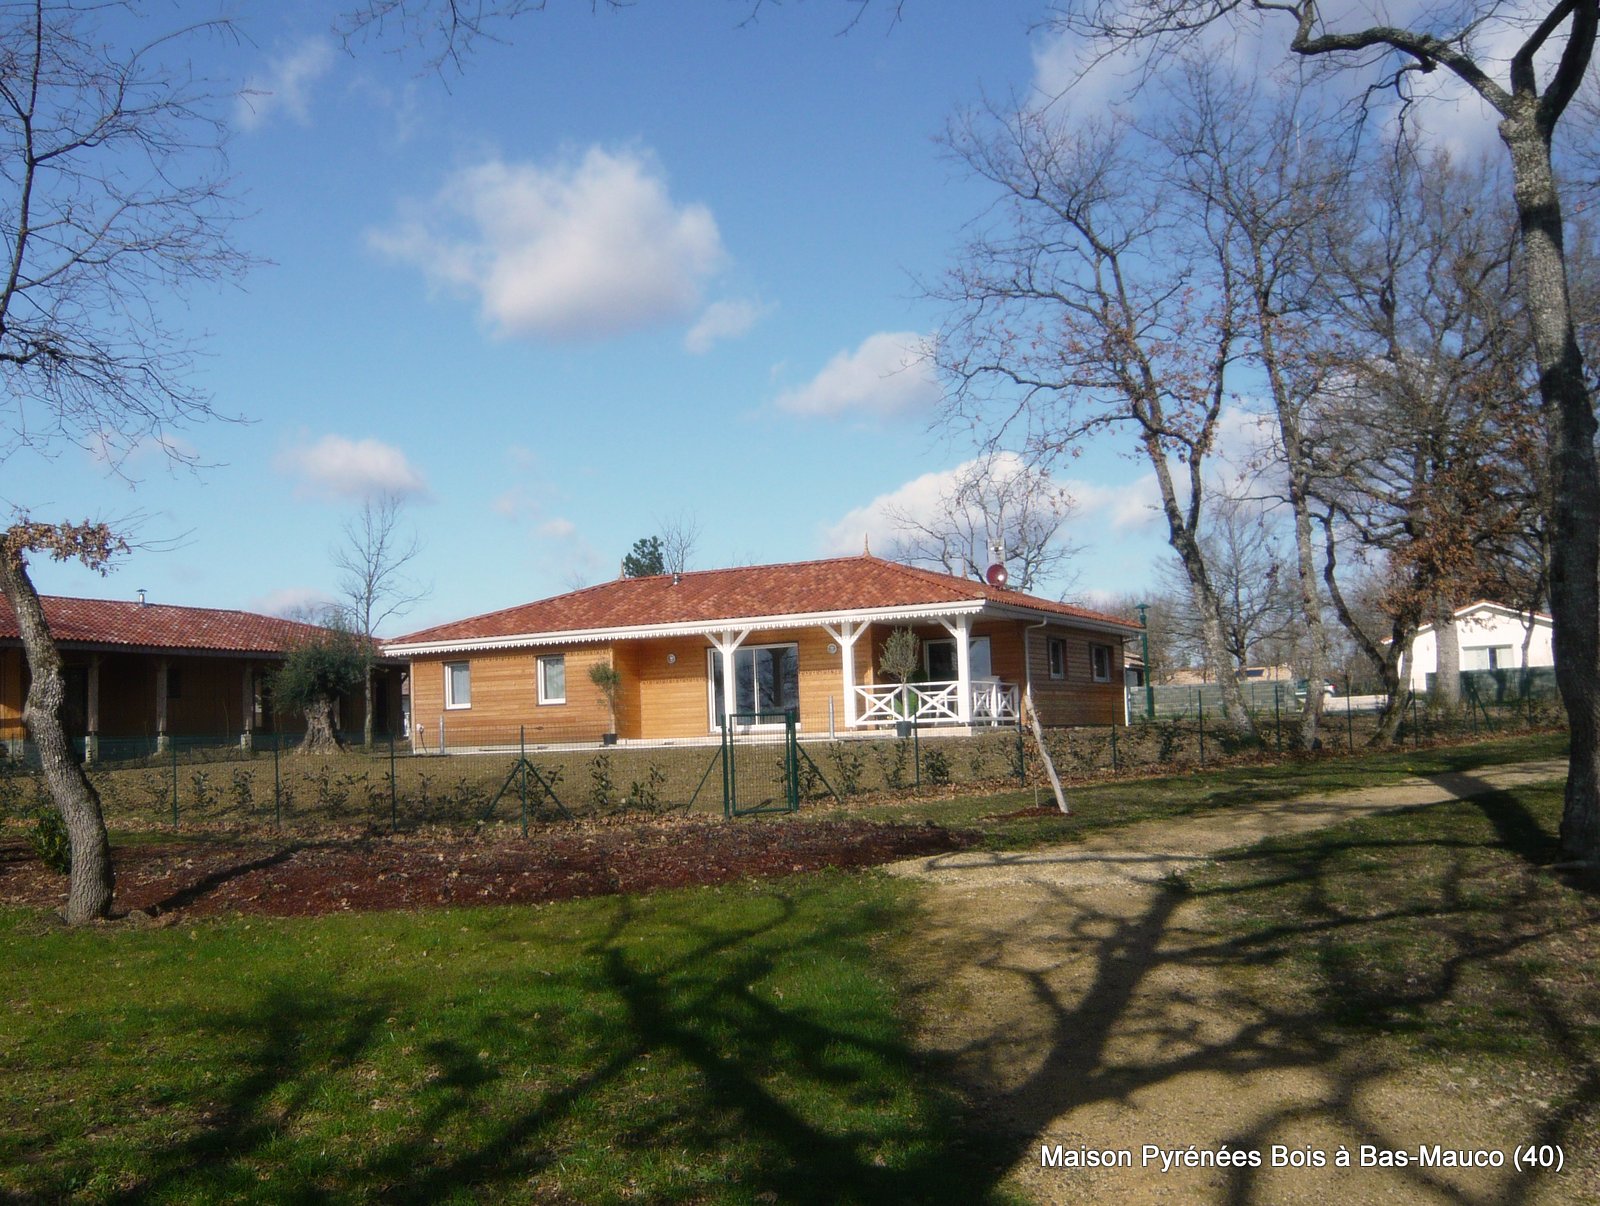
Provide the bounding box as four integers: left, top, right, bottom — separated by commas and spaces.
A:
1305, 136, 1530, 740
934, 104, 1261, 741
333, 492, 429, 747
0, 3, 245, 923
886, 452, 1080, 593
1155, 67, 1351, 747
1055, 0, 1600, 861
1157, 494, 1299, 678
656, 510, 701, 576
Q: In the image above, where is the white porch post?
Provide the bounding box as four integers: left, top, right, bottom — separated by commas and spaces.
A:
241, 665, 255, 752
86, 655, 101, 764
940, 616, 974, 724
709, 629, 750, 728
824, 621, 868, 729
155, 658, 170, 753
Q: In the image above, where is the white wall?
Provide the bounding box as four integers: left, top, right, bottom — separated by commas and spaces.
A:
1403, 607, 1555, 691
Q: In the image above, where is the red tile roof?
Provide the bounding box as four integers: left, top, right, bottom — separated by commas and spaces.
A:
389, 555, 1140, 648
0, 595, 333, 655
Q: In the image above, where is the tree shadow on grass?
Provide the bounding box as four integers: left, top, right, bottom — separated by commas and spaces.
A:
4, 880, 1011, 1204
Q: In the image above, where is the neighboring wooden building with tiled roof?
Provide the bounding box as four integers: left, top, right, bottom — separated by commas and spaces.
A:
385, 555, 1139, 748
1, 595, 401, 757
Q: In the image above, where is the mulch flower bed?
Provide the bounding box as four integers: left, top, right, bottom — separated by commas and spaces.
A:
0, 815, 977, 920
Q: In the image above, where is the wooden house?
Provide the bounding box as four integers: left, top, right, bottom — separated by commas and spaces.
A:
384, 554, 1139, 749
0, 594, 402, 758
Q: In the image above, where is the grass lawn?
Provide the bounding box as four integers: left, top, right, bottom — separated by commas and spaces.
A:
857, 729, 1570, 850
1185, 778, 1600, 1179
0, 729, 1579, 1203
0, 874, 1018, 1205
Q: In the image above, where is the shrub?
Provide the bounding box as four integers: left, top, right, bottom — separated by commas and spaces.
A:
826, 742, 865, 796
587, 754, 615, 809
27, 804, 70, 874
923, 747, 951, 787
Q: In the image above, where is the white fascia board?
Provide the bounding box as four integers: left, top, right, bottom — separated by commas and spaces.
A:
983, 602, 1142, 637
381, 600, 987, 658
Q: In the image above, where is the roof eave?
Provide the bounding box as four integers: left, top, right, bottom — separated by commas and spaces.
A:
382, 599, 992, 657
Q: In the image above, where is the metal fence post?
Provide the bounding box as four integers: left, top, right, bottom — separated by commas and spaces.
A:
1198, 695, 1205, 764
1274, 685, 1282, 753
273, 734, 282, 829
1345, 676, 1354, 750
1109, 722, 1118, 773
1015, 720, 1026, 785
519, 724, 528, 837
389, 729, 398, 833
912, 715, 920, 791
170, 739, 179, 828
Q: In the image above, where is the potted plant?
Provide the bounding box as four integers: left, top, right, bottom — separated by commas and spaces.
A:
879, 627, 920, 737
589, 661, 622, 745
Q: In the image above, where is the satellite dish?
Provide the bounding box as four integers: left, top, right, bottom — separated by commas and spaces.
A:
985, 563, 1009, 588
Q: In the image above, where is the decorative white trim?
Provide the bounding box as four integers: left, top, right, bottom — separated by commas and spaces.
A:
384, 600, 987, 657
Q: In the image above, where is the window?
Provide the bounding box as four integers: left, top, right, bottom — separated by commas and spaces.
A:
1463, 646, 1515, 671
1090, 644, 1112, 683
925, 637, 993, 681
538, 655, 566, 705
1047, 638, 1066, 680
707, 643, 799, 725
444, 661, 471, 709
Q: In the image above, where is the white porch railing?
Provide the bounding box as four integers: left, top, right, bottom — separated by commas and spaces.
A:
852, 680, 1020, 728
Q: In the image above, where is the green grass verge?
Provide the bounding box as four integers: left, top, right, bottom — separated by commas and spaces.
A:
1185, 778, 1599, 1163
0, 875, 1018, 1205
855, 729, 1570, 850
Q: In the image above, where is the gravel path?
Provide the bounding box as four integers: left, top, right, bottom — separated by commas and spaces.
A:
885, 759, 1591, 1205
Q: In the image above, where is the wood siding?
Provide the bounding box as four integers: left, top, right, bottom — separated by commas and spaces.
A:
1022, 622, 1126, 727
402, 616, 1130, 745
410, 645, 614, 746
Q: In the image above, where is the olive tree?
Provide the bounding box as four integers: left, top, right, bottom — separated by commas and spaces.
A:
271, 624, 369, 754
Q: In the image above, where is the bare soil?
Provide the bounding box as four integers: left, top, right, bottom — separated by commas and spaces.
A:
0, 814, 975, 920
884, 759, 1598, 1205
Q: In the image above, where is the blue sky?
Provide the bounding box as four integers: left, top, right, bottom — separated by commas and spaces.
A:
6, 1, 1307, 632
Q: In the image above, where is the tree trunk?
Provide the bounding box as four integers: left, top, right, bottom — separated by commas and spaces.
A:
1145, 435, 1261, 742
1430, 601, 1462, 711
1500, 115, 1600, 864
1284, 440, 1328, 750
0, 552, 115, 923
300, 696, 343, 754
363, 670, 374, 749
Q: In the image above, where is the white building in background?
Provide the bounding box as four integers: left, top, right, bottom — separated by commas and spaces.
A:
1402, 601, 1554, 692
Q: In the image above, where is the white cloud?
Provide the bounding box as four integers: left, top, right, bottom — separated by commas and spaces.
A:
775, 332, 941, 419
822, 453, 1162, 559
277, 434, 429, 501
237, 39, 336, 132
252, 586, 337, 619
1066, 474, 1164, 532
369, 146, 726, 341
537, 517, 577, 539
821, 461, 971, 557
684, 297, 771, 354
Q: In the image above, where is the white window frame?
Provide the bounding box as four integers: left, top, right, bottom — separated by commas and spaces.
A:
444, 661, 472, 709
706, 642, 800, 729
537, 654, 566, 705
1090, 644, 1112, 684
1047, 638, 1067, 680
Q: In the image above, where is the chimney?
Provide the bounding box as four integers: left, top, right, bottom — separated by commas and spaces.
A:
136, 589, 147, 607
672, 572, 682, 586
